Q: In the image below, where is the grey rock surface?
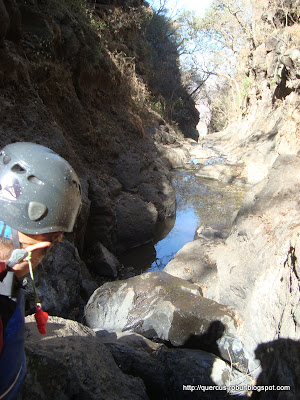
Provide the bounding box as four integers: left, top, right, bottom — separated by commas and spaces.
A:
195, 163, 245, 184
85, 271, 250, 372
20, 316, 148, 400
164, 238, 222, 300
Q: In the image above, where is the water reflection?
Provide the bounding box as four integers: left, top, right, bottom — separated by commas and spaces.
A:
150, 206, 198, 271
119, 169, 245, 274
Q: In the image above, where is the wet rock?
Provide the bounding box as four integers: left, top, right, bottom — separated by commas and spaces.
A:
195, 163, 244, 184
20, 316, 148, 400
85, 271, 250, 372
194, 224, 230, 240
115, 192, 158, 253
98, 331, 251, 399
85, 242, 120, 278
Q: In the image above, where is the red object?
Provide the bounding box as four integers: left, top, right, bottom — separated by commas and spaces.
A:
0, 261, 6, 273
34, 305, 48, 334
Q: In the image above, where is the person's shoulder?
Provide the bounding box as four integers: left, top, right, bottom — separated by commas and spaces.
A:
0, 221, 11, 240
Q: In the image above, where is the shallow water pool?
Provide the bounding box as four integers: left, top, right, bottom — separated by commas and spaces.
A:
119, 169, 246, 274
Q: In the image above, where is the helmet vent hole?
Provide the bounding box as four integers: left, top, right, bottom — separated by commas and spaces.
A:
0, 152, 11, 165
2, 156, 11, 165
72, 180, 82, 195
28, 175, 44, 185
11, 164, 26, 174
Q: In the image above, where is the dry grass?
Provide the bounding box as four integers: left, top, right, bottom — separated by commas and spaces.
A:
108, 50, 150, 109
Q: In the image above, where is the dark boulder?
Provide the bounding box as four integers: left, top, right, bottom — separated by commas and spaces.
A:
20, 316, 148, 400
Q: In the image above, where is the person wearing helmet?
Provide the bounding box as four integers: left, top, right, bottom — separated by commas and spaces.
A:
0, 142, 82, 399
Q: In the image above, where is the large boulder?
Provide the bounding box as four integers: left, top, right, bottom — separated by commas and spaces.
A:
20, 316, 148, 400
85, 271, 250, 372
195, 163, 245, 184
115, 192, 158, 253
85, 242, 120, 279
113, 149, 176, 220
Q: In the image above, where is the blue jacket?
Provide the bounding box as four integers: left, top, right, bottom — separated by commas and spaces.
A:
0, 291, 26, 399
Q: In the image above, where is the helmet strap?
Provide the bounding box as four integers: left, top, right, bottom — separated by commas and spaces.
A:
26, 252, 49, 334
12, 229, 20, 250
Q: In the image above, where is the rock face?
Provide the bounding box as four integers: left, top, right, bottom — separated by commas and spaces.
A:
115, 192, 158, 253
85, 271, 250, 372
197, 5, 300, 187
215, 155, 300, 359
85, 242, 120, 279
20, 316, 148, 400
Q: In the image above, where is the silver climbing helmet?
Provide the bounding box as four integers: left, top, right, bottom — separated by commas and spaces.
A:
0, 142, 82, 234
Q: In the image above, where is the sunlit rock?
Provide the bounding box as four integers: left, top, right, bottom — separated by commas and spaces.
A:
164, 238, 222, 301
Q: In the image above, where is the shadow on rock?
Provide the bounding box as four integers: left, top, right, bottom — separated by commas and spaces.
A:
251, 338, 300, 400
184, 320, 225, 358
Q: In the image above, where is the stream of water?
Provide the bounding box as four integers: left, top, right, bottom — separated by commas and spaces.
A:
119, 169, 246, 274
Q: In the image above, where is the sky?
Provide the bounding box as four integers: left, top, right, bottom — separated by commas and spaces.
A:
148, 0, 213, 17
147, 0, 214, 128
